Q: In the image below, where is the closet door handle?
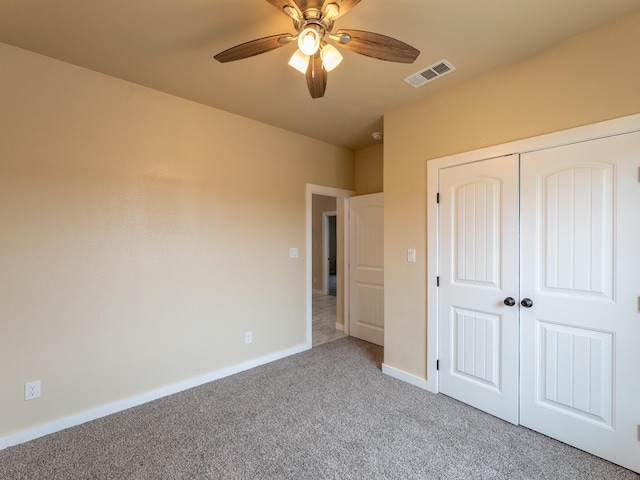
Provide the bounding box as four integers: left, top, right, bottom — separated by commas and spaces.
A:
521, 298, 534, 308
503, 297, 516, 307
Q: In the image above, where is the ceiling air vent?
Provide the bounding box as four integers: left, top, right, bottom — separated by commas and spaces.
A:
404, 60, 456, 88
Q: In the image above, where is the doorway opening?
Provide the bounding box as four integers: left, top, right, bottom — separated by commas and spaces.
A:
312, 196, 342, 346
323, 211, 337, 296
306, 185, 354, 348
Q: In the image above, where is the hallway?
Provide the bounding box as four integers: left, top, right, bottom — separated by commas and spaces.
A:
312, 293, 346, 347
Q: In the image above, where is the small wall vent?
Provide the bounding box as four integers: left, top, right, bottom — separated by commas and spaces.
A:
404, 59, 456, 88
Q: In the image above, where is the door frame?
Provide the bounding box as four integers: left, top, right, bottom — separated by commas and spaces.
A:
322, 210, 337, 296
306, 184, 355, 348
426, 112, 640, 394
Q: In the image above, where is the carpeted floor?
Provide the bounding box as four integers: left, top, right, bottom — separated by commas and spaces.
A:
1, 337, 638, 479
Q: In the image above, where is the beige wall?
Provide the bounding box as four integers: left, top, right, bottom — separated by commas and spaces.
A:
311, 195, 337, 292
0, 43, 354, 438
354, 144, 383, 195
383, 12, 640, 379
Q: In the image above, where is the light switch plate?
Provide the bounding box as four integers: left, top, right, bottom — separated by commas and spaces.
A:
289, 247, 299, 258
408, 249, 417, 263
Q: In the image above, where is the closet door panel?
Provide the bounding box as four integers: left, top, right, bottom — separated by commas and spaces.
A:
438, 155, 520, 424
520, 131, 640, 473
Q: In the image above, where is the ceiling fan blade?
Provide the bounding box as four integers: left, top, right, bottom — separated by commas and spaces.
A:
335, 29, 420, 63
214, 34, 292, 63
306, 51, 327, 98
324, 0, 362, 19
267, 0, 302, 17
263, 0, 299, 15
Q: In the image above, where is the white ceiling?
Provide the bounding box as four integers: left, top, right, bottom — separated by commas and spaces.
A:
1, 0, 638, 150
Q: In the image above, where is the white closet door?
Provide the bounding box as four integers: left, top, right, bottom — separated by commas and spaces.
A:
438, 155, 520, 424
520, 132, 640, 473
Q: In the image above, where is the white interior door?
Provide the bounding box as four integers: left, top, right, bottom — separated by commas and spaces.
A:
519, 132, 640, 473
438, 155, 520, 424
349, 193, 384, 345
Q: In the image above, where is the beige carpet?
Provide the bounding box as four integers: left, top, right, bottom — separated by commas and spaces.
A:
0, 338, 637, 479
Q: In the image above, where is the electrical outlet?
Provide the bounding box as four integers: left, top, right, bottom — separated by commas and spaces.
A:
245, 331, 253, 344
25, 380, 41, 400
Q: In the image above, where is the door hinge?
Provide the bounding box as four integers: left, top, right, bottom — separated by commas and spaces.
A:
436, 359, 440, 371
436, 276, 440, 287
436, 192, 440, 204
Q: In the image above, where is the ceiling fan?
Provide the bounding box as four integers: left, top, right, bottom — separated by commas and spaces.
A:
214, 0, 420, 99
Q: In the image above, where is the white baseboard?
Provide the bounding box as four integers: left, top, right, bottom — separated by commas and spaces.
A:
335, 322, 344, 332
382, 363, 437, 393
0, 343, 310, 450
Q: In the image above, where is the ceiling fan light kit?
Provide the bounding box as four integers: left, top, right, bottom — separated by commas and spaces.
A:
320, 44, 343, 72
288, 49, 310, 73
298, 26, 322, 55
289, 43, 343, 75
214, 0, 420, 99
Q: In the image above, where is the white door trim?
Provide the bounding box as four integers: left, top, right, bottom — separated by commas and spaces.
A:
322, 210, 337, 296
306, 184, 355, 348
426, 112, 640, 394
